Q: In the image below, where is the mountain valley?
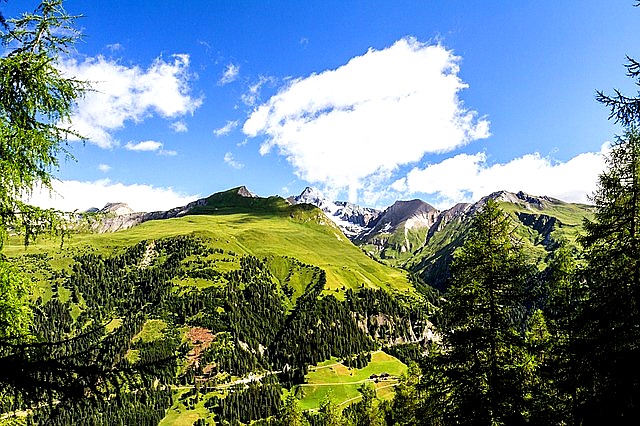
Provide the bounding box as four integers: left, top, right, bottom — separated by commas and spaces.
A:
2, 185, 594, 424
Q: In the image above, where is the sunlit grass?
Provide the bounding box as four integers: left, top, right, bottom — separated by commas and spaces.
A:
297, 350, 407, 411
5, 211, 414, 297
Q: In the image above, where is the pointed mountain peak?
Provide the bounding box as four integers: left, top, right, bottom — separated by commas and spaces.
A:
364, 199, 439, 237
294, 187, 334, 210
297, 186, 328, 201
289, 187, 381, 238
235, 185, 256, 198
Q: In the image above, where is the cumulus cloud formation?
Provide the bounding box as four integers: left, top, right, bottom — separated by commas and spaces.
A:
392, 144, 609, 209
125, 140, 163, 152
243, 38, 490, 201
27, 179, 198, 212
219, 63, 240, 85
124, 140, 176, 156
223, 152, 244, 169
97, 164, 111, 172
61, 54, 202, 148
214, 120, 239, 137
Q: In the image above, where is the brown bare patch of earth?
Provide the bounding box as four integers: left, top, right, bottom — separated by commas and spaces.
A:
186, 327, 215, 368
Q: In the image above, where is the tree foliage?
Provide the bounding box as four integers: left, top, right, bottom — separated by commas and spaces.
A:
278, 392, 307, 426
571, 128, 640, 421
0, 259, 31, 339
530, 242, 580, 423
316, 394, 346, 426
0, 0, 87, 351
0, 0, 87, 249
597, 57, 640, 126
434, 200, 534, 425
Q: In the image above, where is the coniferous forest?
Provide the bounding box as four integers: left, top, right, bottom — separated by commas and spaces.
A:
2, 1, 640, 425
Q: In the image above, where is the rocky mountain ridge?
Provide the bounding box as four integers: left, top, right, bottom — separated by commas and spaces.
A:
87, 185, 591, 289
288, 188, 590, 271
287, 187, 381, 238
89, 186, 254, 233
91, 186, 582, 243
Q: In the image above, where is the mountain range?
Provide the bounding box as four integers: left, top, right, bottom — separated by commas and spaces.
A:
89, 185, 593, 289
6, 184, 595, 422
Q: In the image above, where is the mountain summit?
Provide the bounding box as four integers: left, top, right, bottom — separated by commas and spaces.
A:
288, 187, 381, 238
235, 185, 257, 198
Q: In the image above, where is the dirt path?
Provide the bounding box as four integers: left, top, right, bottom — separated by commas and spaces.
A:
299, 378, 374, 387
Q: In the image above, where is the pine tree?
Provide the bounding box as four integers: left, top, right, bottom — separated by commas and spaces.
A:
0, 4, 179, 411
0, 0, 87, 249
278, 392, 306, 426
435, 199, 533, 425
530, 242, 579, 423
389, 361, 440, 425
317, 394, 348, 426
572, 128, 640, 422
352, 383, 384, 426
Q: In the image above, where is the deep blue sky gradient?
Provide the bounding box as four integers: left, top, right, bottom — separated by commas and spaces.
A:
3, 0, 639, 207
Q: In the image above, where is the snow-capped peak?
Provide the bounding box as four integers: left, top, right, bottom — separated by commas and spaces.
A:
289, 187, 381, 238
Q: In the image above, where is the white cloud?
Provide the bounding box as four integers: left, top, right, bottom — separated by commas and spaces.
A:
125, 140, 163, 152
124, 140, 177, 156
241, 75, 275, 106
219, 63, 240, 85
213, 120, 239, 137
223, 152, 244, 169
395, 144, 609, 209
243, 38, 489, 201
26, 179, 198, 212
61, 54, 202, 148
171, 120, 188, 133
97, 164, 111, 172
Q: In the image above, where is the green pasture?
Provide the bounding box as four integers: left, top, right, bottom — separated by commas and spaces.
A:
297, 350, 407, 411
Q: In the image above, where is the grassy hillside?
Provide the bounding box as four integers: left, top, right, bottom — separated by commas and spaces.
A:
404, 199, 593, 290
360, 226, 430, 265
5, 191, 413, 297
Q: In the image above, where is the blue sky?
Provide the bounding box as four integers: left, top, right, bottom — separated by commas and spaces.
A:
5, 0, 640, 211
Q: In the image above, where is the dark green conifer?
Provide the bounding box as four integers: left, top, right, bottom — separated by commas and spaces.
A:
436, 199, 533, 425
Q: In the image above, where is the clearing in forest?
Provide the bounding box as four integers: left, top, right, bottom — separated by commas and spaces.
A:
297, 350, 407, 411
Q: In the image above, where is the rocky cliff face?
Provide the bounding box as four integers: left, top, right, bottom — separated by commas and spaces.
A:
481, 190, 562, 210
362, 199, 439, 237
289, 188, 567, 250
91, 198, 208, 233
